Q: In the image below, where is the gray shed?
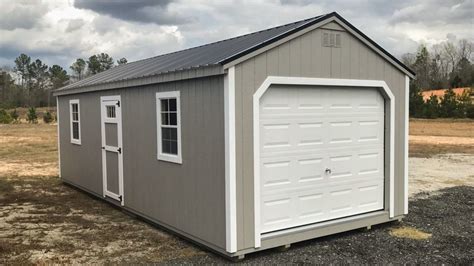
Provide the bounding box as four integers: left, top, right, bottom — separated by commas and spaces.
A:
54, 12, 414, 259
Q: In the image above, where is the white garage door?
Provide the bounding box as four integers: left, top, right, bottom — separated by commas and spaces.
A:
259, 85, 385, 233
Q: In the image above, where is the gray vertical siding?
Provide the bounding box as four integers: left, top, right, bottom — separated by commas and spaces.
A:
58, 75, 227, 249
58, 96, 103, 195
234, 22, 408, 250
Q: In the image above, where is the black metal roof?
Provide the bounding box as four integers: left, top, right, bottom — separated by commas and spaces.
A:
59, 12, 414, 92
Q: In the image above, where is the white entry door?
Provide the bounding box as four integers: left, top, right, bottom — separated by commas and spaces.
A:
101, 96, 124, 204
259, 85, 385, 233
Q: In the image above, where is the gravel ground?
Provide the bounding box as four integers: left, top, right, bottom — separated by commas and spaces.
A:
170, 186, 474, 264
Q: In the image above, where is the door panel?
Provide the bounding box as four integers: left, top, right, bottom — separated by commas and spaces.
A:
106, 150, 120, 195
105, 123, 118, 147
260, 86, 384, 233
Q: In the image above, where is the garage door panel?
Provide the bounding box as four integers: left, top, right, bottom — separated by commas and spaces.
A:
328, 120, 354, 144
261, 178, 384, 233
260, 118, 327, 154
260, 115, 384, 154
261, 155, 326, 192
261, 122, 291, 150
356, 89, 385, 110
261, 196, 293, 229
260, 87, 292, 115
296, 157, 325, 184
357, 148, 384, 178
260, 85, 385, 234
296, 121, 325, 147
261, 160, 291, 188
357, 115, 384, 144
295, 88, 325, 113
263, 174, 382, 196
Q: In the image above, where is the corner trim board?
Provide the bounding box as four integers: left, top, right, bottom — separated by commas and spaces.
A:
57, 97, 61, 178
404, 76, 409, 214
252, 76, 396, 248
224, 66, 237, 253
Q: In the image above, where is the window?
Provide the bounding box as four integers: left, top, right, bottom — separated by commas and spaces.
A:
156, 91, 182, 164
106, 105, 116, 118
69, 99, 81, 145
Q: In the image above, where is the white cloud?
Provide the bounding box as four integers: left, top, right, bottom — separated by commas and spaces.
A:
65, 19, 85, 33
0, 0, 472, 71
0, 0, 49, 30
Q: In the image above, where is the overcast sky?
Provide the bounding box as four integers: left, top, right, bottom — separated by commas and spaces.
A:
0, 0, 472, 71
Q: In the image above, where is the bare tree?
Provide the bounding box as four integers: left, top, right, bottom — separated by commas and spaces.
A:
457, 39, 472, 61
70, 58, 86, 80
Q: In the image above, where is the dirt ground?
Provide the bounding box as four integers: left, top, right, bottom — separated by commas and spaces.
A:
409, 119, 474, 157
0, 120, 473, 263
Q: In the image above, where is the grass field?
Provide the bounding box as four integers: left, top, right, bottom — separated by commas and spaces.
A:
409, 119, 474, 157
4, 107, 57, 124
0, 124, 201, 263
0, 119, 473, 263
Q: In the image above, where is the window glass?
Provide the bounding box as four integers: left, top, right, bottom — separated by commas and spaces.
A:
169, 112, 177, 125
160, 98, 178, 156
169, 99, 177, 112
106, 105, 116, 118
161, 113, 169, 125
161, 99, 169, 112
72, 122, 79, 139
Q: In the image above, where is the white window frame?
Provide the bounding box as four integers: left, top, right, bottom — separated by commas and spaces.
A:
69, 99, 81, 145
156, 91, 182, 164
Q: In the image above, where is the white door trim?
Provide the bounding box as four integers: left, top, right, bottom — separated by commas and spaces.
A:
100, 95, 124, 206
253, 76, 395, 248
224, 66, 237, 253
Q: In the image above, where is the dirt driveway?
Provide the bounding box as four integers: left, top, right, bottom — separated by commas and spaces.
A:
1, 121, 473, 264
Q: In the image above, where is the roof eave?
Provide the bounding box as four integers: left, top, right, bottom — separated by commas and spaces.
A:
53, 64, 224, 96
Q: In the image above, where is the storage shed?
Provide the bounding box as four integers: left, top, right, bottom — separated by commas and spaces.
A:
54, 12, 414, 258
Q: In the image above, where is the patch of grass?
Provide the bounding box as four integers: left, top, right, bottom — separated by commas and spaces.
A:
409, 143, 474, 158
5, 107, 56, 124
0, 124, 58, 164
410, 118, 474, 138
0, 178, 14, 194
389, 226, 432, 240
409, 119, 474, 157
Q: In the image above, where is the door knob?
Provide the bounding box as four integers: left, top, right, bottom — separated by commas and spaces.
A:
325, 168, 332, 174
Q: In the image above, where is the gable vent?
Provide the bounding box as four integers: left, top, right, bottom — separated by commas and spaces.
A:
322, 31, 341, 48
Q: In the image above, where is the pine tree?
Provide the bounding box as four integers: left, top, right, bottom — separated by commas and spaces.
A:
439, 88, 458, 117
423, 95, 440, 118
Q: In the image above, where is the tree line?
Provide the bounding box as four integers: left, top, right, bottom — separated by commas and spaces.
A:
1, 39, 473, 119
402, 39, 474, 118
0, 53, 127, 109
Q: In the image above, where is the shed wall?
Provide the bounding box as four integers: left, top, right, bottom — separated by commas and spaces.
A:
58, 75, 227, 249
234, 22, 408, 250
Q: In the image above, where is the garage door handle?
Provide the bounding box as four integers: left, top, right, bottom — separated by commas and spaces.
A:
325, 168, 332, 175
